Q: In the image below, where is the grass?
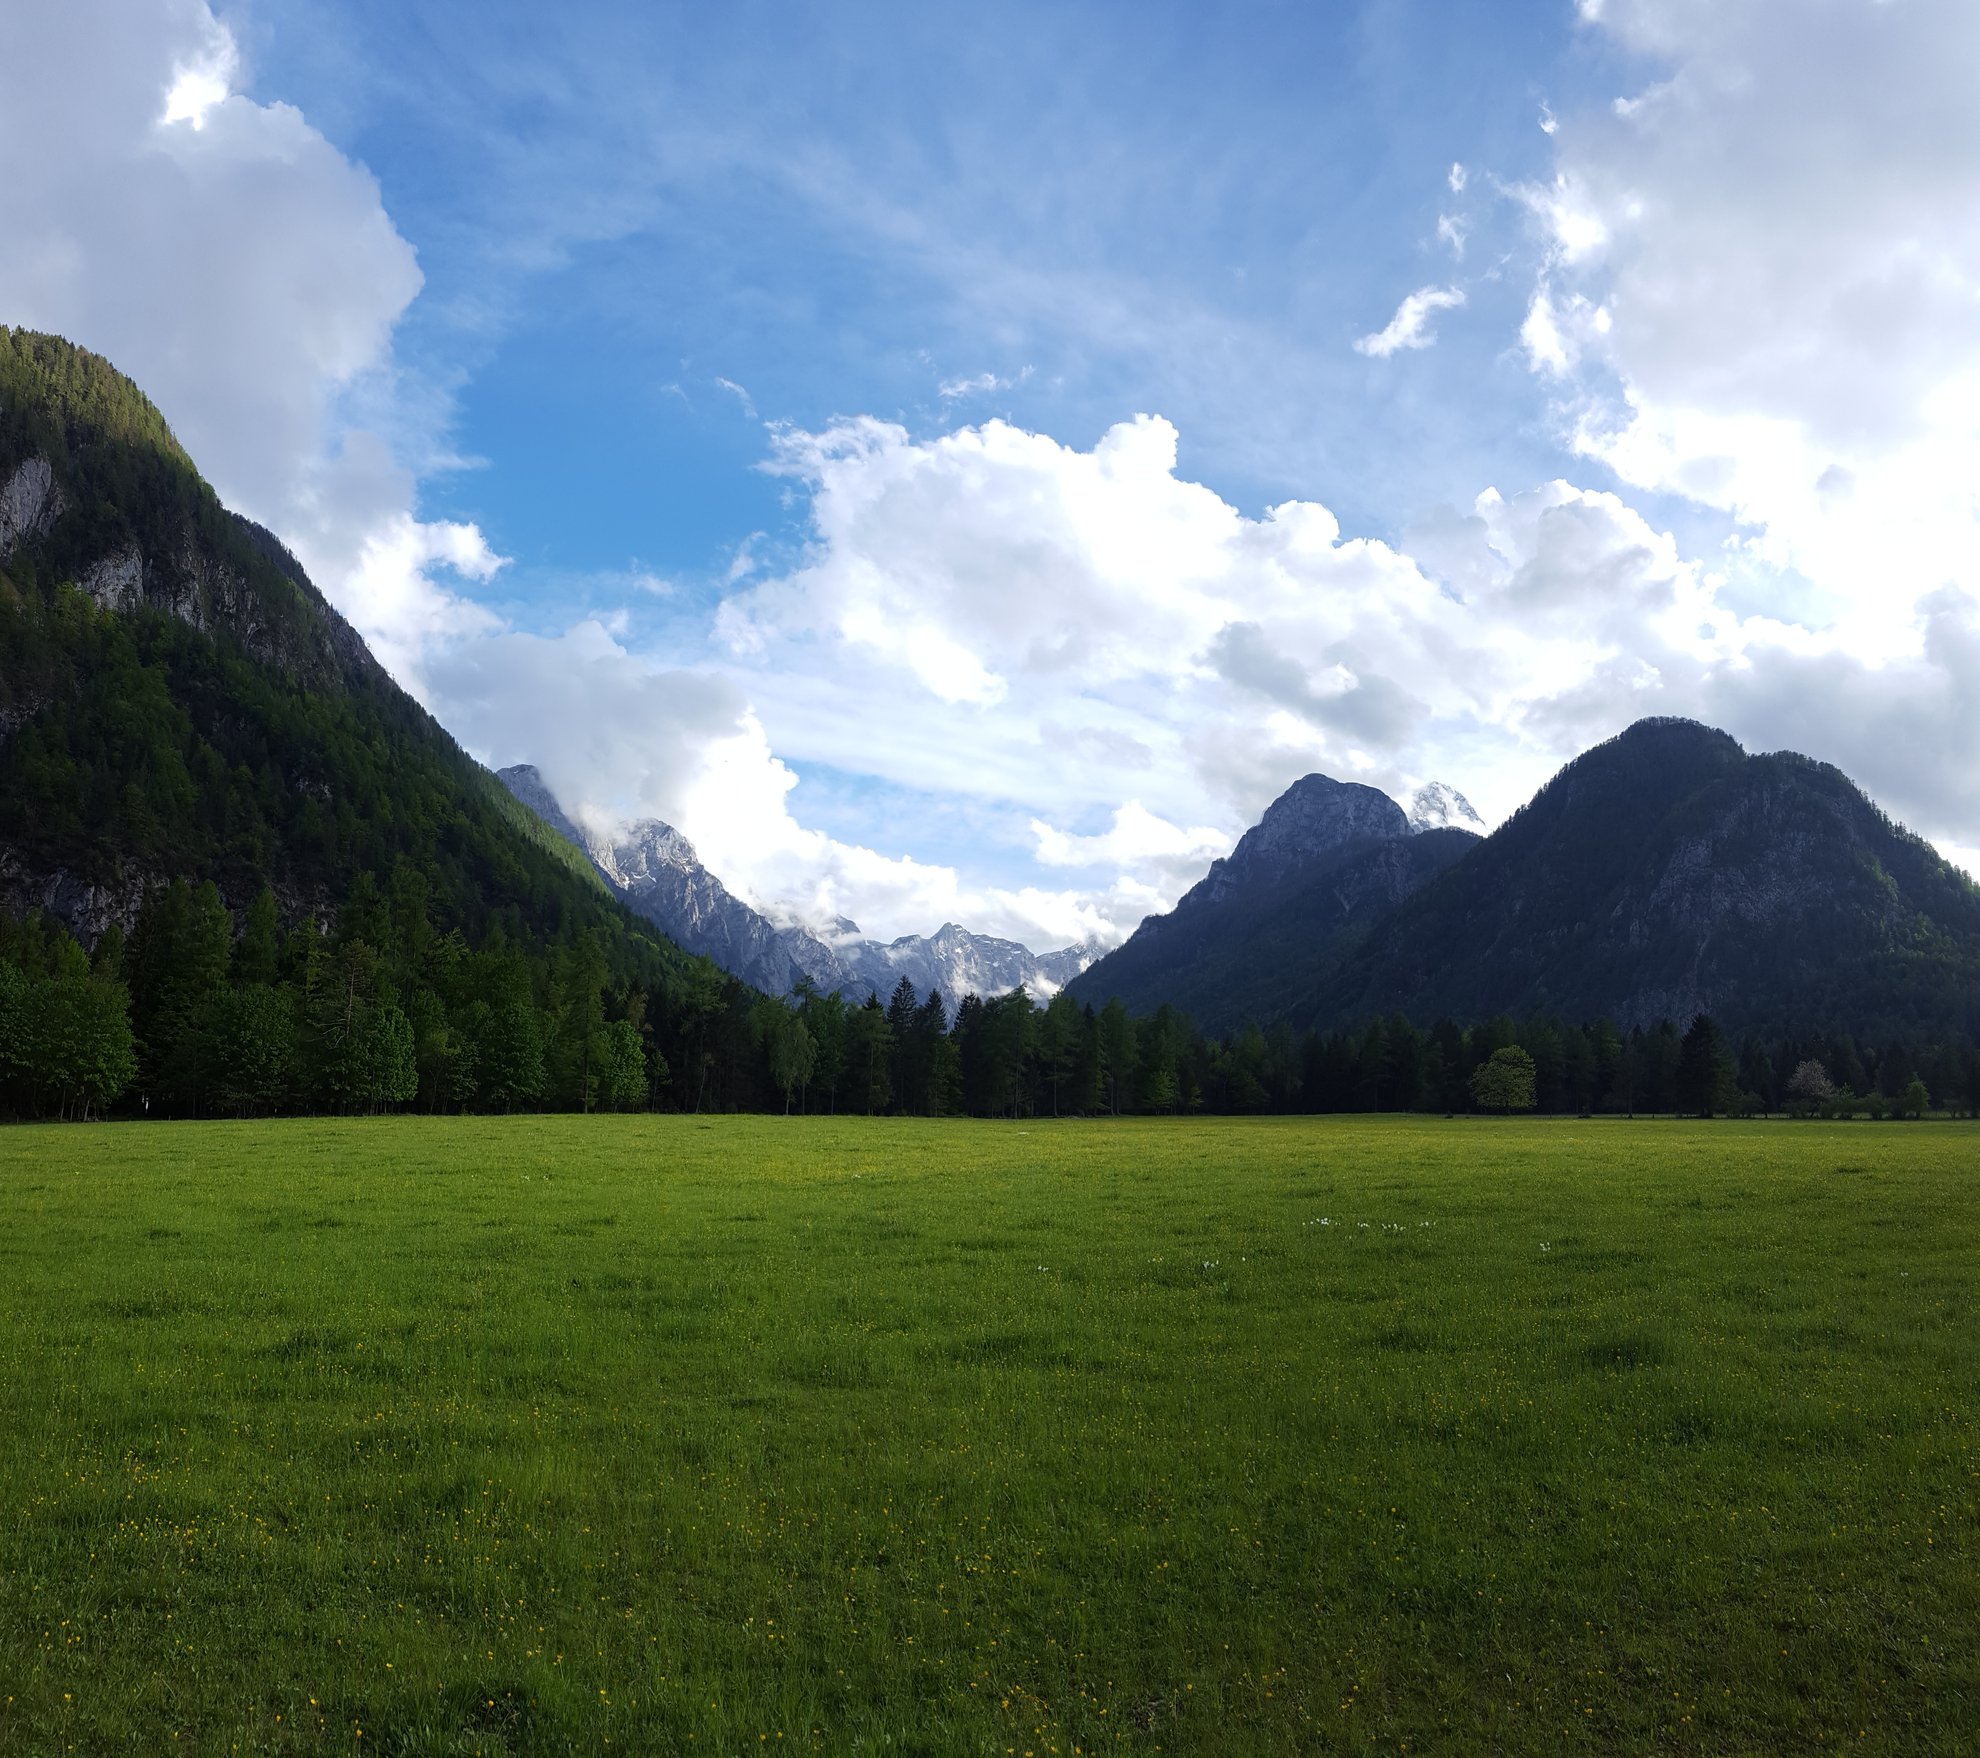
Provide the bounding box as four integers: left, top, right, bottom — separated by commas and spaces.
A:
1, 1115, 1975, 1755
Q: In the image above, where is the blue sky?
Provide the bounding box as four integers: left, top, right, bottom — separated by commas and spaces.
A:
246, 0, 1631, 592
9, 0, 1980, 945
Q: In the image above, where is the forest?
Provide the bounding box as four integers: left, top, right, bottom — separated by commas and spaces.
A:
5, 879, 1978, 1123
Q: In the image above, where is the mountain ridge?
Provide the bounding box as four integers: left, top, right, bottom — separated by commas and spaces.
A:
1075, 716, 1980, 1044
498, 764, 1100, 1004
0, 328, 697, 991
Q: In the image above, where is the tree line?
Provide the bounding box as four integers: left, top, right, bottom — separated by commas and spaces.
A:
6, 881, 1980, 1123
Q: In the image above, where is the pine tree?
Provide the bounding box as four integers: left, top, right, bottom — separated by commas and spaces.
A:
1676, 1015, 1737, 1117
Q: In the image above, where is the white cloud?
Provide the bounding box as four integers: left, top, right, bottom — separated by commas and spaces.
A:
1528, 0, 1980, 664
0, 0, 500, 691
938, 370, 1008, 399
160, 11, 236, 129
428, 617, 1134, 949
1436, 214, 1468, 259
714, 376, 758, 419
1031, 802, 1231, 877
708, 408, 1951, 923
1354, 286, 1466, 357
1448, 162, 1468, 194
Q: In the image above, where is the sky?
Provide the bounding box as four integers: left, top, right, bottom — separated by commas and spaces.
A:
4, 0, 1979, 949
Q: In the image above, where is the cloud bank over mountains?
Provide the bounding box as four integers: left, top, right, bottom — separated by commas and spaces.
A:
7, 0, 1980, 942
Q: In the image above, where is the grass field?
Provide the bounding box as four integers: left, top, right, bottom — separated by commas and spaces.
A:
1, 1116, 1975, 1755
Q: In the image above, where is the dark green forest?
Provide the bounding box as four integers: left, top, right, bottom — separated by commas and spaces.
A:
5, 890, 1977, 1122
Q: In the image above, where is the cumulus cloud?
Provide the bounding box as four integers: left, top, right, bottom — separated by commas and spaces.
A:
1032, 802, 1231, 878
1526, 0, 1980, 661
707, 406, 1974, 919
0, 0, 499, 691
429, 617, 1131, 949
1354, 286, 1466, 357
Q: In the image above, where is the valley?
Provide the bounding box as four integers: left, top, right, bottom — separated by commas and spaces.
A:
3, 1113, 1975, 1753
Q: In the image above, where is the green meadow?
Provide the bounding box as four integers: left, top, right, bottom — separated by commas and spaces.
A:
1, 1117, 1975, 1755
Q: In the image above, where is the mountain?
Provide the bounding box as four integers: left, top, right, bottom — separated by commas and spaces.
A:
1406, 782, 1484, 835
498, 764, 1101, 1004
850, 920, 1101, 1007
1067, 773, 1479, 1032
498, 763, 843, 996
1306, 718, 1980, 1041
1076, 716, 1980, 1043
0, 328, 691, 990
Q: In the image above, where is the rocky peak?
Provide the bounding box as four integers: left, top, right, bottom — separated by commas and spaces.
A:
593, 817, 703, 889
1186, 774, 1407, 908
1407, 781, 1485, 835
496, 762, 1096, 1005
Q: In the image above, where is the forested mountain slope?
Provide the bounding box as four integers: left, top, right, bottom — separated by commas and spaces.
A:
1305, 719, 1980, 1042
0, 329, 773, 1117
0, 329, 677, 967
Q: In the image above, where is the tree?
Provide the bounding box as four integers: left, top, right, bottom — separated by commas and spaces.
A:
1469, 1046, 1537, 1114
885, 977, 919, 1110
1899, 1076, 1930, 1120
554, 930, 610, 1111
796, 984, 848, 1114
597, 1019, 649, 1111
34, 968, 137, 1119
846, 995, 893, 1115
478, 999, 546, 1112
1097, 998, 1136, 1116
1038, 992, 1081, 1116
1676, 1014, 1737, 1117
754, 999, 816, 1115
209, 984, 299, 1116
234, 886, 280, 987
1784, 1058, 1834, 1116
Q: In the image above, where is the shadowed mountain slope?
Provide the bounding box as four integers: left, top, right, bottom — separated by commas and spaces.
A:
1306, 719, 1980, 1040
1075, 718, 1980, 1043
1068, 774, 1478, 1033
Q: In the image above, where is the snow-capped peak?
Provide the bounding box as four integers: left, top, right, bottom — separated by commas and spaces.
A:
1407, 781, 1485, 835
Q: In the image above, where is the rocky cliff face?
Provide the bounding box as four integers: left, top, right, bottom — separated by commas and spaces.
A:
1181, 775, 1407, 910
845, 922, 1104, 1008
498, 766, 1099, 1004
498, 765, 822, 995
0, 444, 376, 691
0, 457, 63, 557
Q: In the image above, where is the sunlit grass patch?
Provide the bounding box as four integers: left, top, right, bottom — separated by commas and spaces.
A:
2, 1114, 1976, 1753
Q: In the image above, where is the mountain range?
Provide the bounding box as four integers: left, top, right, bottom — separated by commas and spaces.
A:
1072, 718, 1980, 1043
6, 325, 1980, 1056
497, 763, 1099, 1005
